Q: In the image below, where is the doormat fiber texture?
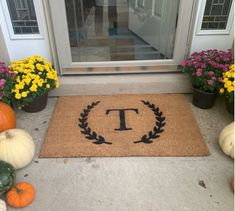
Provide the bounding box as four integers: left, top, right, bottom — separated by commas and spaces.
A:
40, 94, 210, 157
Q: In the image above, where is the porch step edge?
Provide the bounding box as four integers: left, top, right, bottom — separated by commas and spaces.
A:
50, 73, 192, 96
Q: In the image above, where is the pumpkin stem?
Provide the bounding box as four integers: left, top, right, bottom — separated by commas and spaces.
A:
5, 131, 12, 139
13, 185, 22, 194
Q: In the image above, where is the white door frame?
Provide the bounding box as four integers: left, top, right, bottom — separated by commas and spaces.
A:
48, 0, 195, 74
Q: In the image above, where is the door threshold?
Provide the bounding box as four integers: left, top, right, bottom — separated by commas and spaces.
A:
51, 72, 192, 96
63, 65, 180, 75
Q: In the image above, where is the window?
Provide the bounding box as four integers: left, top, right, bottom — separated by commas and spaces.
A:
201, 0, 233, 30
6, 0, 39, 34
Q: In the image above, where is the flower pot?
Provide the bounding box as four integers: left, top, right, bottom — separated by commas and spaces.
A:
10, 101, 17, 111
225, 98, 234, 115
192, 87, 217, 109
22, 93, 48, 113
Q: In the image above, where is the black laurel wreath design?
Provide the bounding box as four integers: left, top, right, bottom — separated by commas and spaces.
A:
79, 101, 112, 145
134, 100, 166, 144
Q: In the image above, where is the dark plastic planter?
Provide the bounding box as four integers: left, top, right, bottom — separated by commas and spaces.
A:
22, 93, 48, 113
225, 98, 234, 115
192, 87, 217, 109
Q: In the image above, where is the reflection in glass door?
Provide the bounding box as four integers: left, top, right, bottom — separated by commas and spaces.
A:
65, 0, 179, 62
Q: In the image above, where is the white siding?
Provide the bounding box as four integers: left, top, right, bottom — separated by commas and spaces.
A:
0, 0, 52, 63
190, 0, 234, 53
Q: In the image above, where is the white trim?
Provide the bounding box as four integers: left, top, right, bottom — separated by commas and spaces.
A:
0, 0, 44, 40
48, 0, 72, 71
0, 24, 10, 63
196, 0, 234, 35
41, 0, 60, 74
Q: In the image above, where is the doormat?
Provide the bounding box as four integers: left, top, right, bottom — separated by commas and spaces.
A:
39, 94, 210, 158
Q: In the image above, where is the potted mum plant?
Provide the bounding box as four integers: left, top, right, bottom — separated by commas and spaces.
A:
9, 55, 59, 112
0, 62, 16, 105
219, 64, 234, 114
181, 49, 233, 109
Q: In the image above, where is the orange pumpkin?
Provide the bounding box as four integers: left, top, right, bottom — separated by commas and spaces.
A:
6, 182, 35, 208
0, 102, 16, 132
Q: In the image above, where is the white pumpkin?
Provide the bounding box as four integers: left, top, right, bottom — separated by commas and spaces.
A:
0, 129, 35, 169
0, 199, 6, 211
219, 122, 234, 159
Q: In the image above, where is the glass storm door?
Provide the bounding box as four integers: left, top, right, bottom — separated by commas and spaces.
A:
49, 0, 194, 74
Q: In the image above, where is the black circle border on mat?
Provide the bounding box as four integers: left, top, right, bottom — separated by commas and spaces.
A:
78, 100, 166, 145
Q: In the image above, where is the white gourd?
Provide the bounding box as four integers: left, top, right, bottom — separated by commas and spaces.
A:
219, 122, 234, 159
0, 129, 35, 169
0, 199, 6, 211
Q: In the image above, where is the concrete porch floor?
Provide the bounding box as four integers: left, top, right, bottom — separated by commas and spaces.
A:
12, 94, 233, 211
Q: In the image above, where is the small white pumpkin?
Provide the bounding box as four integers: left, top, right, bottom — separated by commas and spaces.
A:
219, 122, 234, 159
0, 129, 35, 169
0, 199, 6, 211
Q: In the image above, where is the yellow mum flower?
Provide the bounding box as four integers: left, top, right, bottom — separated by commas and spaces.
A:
231, 72, 234, 78
228, 86, 234, 93
219, 88, 225, 94
30, 74, 36, 79
30, 85, 38, 92
24, 77, 31, 85
46, 72, 52, 79
45, 66, 50, 72
36, 63, 44, 71
15, 84, 20, 90
25, 64, 30, 68
38, 82, 43, 87
16, 77, 21, 83
14, 89, 19, 94
33, 55, 39, 59
39, 79, 44, 83
35, 75, 40, 80
32, 79, 38, 84
18, 83, 25, 90
11, 89, 19, 94
21, 92, 28, 98
225, 72, 231, 78
29, 64, 35, 70
223, 78, 228, 83
226, 81, 232, 87
15, 93, 21, 99
36, 57, 44, 62
46, 84, 50, 89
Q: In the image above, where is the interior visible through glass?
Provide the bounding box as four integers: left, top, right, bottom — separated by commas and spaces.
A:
65, 0, 179, 62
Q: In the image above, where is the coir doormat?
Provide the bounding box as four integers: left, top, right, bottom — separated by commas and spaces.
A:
40, 94, 210, 157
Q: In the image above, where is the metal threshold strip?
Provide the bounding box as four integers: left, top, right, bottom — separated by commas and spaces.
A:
63, 65, 181, 75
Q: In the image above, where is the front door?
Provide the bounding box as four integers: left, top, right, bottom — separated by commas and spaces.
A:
48, 0, 194, 74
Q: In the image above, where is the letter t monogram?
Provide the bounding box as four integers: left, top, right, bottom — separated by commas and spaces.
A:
106, 108, 139, 131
